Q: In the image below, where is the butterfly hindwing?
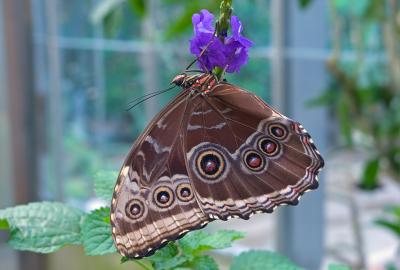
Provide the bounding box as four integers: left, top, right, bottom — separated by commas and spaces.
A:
185, 82, 324, 220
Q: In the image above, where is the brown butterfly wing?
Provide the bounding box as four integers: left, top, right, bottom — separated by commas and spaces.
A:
110, 90, 208, 258
185, 82, 324, 220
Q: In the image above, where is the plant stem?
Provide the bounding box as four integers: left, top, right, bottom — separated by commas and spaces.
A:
133, 260, 153, 270
214, 0, 233, 80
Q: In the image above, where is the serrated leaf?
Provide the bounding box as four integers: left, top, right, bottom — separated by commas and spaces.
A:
0, 202, 84, 253
230, 250, 304, 270
179, 230, 245, 254
192, 255, 219, 270
81, 207, 117, 256
147, 242, 189, 270
148, 242, 179, 262
151, 254, 189, 270
0, 218, 9, 230
328, 264, 352, 270
94, 170, 118, 202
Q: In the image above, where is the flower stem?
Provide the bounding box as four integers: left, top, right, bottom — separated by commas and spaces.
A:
216, 0, 233, 38
214, 0, 233, 80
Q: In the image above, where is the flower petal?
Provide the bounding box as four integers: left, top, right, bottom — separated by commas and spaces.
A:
192, 9, 215, 35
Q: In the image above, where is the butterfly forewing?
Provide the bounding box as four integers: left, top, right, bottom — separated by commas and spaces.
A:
111, 90, 208, 258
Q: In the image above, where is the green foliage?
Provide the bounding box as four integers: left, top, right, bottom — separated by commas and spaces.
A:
190, 255, 219, 270
359, 158, 380, 190
122, 230, 244, 270
94, 170, 119, 201
298, 0, 313, 8
179, 230, 245, 254
127, 0, 146, 17
230, 250, 303, 270
63, 134, 102, 200
0, 218, 9, 230
91, 0, 219, 39
81, 207, 117, 255
0, 199, 353, 270
312, 0, 400, 189
375, 206, 400, 238
0, 200, 245, 270
0, 202, 84, 253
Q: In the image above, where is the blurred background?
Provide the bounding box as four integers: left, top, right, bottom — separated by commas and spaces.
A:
0, 0, 399, 269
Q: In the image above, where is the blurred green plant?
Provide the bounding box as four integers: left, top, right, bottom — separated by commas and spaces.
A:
310, 0, 400, 190
90, 0, 219, 38
375, 206, 400, 238
375, 206, 400, 270
91, 0, 314, 39
0, 169, 351, 270
63, 133, 102, 199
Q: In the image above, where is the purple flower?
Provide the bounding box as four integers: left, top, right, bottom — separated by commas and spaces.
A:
190, 10, 225, 72
189, 10, 253, 73
224, 16, 253, 73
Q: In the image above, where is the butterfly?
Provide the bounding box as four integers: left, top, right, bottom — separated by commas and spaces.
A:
110, 72, 324, 258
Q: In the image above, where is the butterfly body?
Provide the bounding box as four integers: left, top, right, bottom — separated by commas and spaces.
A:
111, 73, 324, 258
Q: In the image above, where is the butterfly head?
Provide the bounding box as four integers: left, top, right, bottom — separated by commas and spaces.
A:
171, 74, 187, 86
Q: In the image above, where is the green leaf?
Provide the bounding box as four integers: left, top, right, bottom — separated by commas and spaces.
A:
328, 264, 352, 270
149, 242, 179, 262
191, 255, 219, 270
81, 207, 117, 256
230, 250, 304, 270
0, 202, 84, 253
151, 254, 189, 270
179, 230, 245, 254
127, 0, 146, 17
94, 170, 118, 202
148, 242, 189, 270
298, 0, 313, 8
359, 158, 380, 190
375, 219, 400, 237
0, 218, 9, 230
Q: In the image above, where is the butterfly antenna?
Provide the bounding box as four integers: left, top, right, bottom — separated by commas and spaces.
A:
126, 85, 177, 111
127, 85, 176, 105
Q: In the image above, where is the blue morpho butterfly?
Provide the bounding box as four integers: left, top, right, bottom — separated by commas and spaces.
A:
110, 36, 324, 258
